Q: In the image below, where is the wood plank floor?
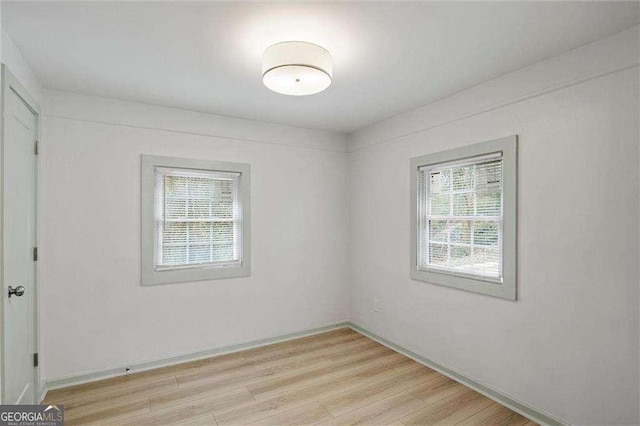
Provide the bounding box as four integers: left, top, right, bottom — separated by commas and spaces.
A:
43, 328, 536, 425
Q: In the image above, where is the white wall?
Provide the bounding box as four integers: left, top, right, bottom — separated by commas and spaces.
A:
348, 27, 639, 425
39, 91, 349, 381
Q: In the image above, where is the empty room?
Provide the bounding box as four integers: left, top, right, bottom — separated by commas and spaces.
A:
0, 1, 638, 425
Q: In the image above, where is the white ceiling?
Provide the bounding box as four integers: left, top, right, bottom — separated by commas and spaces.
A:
3, 1, 638, 133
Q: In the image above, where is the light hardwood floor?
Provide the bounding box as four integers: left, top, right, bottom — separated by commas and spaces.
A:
43, 328, 536, 425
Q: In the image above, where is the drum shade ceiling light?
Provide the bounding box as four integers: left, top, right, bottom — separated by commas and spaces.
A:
262, 42, 332, 96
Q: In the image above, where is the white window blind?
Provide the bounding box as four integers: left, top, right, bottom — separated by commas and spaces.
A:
418, 153, 503, 282
154, 167, 242, 270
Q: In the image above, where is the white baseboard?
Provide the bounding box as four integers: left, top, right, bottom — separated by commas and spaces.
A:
38, 385, 48, 404
40, 321, 349, 401
348, 322, 567, 426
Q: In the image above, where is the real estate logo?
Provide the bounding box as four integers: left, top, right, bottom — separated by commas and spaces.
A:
0, 404, 64, 426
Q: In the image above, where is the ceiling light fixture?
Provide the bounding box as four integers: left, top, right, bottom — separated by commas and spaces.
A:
262, 41, 332, 96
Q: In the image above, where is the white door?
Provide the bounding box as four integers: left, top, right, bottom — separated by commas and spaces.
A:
3, 86, 38, 404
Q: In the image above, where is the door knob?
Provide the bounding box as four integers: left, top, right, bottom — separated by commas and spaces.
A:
8, 286, 25, 298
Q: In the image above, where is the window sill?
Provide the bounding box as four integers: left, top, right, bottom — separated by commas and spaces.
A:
410, 266, 515, 301
142, 263, 250, 286
416, 266, 502, 285
155, 261, 242, 272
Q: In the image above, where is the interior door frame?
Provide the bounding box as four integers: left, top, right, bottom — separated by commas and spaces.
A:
0, 64, 41, 404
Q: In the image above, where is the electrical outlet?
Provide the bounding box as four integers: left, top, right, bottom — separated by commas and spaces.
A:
373, 298, 380, 313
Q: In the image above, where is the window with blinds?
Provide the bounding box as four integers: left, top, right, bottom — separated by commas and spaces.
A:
154, 167, 242, 270
418, 153, 503, 282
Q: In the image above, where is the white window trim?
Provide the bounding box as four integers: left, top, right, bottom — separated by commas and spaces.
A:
410, 135, 517, 300
141, 155, 251, 285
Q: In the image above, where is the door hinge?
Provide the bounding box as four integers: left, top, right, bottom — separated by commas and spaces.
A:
33, 247, 38, 261
33, 353, 38, 368
34, 140, 39, 155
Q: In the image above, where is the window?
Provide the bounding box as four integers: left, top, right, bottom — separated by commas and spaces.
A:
410, 136, 516, 300
419, 154, 502, 280
141, 155, 250, 285
155, 168, 241, 269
